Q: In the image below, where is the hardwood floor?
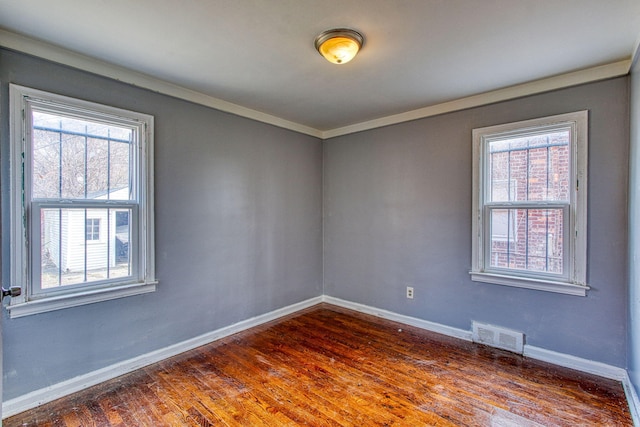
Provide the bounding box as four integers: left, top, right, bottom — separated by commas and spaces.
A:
4, 304, 633, 426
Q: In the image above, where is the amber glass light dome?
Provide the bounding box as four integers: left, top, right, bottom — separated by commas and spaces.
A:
315, 29, 364, 64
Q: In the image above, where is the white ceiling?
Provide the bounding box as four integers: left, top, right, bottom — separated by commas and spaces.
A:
1, 0, 639, 136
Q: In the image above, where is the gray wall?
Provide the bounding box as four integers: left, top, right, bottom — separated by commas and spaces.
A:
0, 46, 632, 403
324, 77, 629, 367
629, 50, 640, 393
1, 49, 323, 400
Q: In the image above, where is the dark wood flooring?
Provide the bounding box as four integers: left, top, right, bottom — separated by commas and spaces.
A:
4, 304, 633, 426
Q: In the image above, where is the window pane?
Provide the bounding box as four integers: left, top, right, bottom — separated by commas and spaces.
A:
490, 152, 513, 201
112, 210, 132, 279
488, 131, 570, 203
40, 207, 132, 289
86, 137, 109, 197
31, 111, 133, 201
32, 128, 62, 198
108, 140, 131, 200
60, 134, 86, 199
489, 208, 564, 275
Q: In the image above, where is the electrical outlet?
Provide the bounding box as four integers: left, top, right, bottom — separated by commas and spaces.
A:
406, 286, 414, 299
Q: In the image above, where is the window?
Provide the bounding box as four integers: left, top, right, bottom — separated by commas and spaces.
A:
471, 111, 588, 296
86, 218, 101, 241
9, 85, 156, 317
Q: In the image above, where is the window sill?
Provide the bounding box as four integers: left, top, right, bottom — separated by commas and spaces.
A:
470, 271, 588, 296
6, 281, 158, 318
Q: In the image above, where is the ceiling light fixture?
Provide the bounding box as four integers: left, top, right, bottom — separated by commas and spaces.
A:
315, 28, 364, 65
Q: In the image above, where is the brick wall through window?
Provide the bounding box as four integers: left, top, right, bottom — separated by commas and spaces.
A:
488, 131, 570, 274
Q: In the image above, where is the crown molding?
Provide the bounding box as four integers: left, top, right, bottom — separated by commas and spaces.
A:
0, 29, 323, 139
322, 59, 632, 139
0, 29, 632, 140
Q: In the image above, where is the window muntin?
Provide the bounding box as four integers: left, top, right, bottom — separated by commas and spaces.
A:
485, 129, 570, 279
487, 207, 566, 275
29, 110, 135, 293
85, 218, 101, 241
487, 131, 570, 203
471, 112, 588, 296
31, 111, 132, 200
9, 85, 156, 316
37, 207, 133, 292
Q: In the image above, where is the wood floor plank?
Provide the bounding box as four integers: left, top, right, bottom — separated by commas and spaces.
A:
156, 351, 281, 426
270, 314, 498, 425
229, 343, 372, 424
4, 304, 633, 426
105, 381, 147, 427
97, 395, 124, 425
254, 331, 455, 425
207, 344, 338, 426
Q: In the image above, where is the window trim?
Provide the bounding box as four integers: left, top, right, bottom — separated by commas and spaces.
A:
470, 111, 589, 296
8, 84, 157, 317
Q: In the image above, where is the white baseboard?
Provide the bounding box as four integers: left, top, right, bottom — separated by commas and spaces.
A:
522, 345, 627, 380
325, 296, 639, 424
3, 294, 635, 422
322, 295, 473, 341
1, 296, 323, 419
322, 296, 632, 382
621, 372, 640, 426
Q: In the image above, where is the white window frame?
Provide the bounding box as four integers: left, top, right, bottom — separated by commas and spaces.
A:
470, 111, 589, 296
9, 84, 157, 318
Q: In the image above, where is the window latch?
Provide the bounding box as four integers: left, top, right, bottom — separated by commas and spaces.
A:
2, 286, 21, 302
